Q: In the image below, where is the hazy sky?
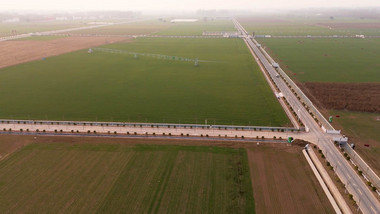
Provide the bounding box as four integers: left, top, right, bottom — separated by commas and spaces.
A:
2, 0, 380, 11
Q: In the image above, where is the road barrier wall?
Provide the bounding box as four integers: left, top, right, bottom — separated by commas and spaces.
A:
343, 143, 380, 190
303, 149, 342, 214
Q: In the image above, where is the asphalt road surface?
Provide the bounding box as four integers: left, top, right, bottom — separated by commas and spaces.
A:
232, 18, 380, 214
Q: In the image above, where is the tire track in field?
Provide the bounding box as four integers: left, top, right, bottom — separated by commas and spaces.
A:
148, 151, 178, 213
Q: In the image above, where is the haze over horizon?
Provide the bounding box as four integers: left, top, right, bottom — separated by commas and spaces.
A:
2, 0, 380, 12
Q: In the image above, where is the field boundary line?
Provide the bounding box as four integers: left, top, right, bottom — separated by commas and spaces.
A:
0, 18, 149, 42
342, 143, 380, 190
307, 147, 353, 214
0, 119, 303, 132
0, 131, 289, 143
303, 148, 343, 214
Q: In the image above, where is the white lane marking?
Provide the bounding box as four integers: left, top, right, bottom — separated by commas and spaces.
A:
370, 206, 376, 213
346, 173, 352, 179
357, 189, 362, 195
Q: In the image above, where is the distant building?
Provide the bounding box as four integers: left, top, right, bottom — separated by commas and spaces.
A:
355, 34, 365, 39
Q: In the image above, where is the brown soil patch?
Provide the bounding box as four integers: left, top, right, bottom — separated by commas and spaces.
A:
0, 134, 316, 161
0, 36, 131, 69
0, 135, 33, 160
298, 82, 380, 113
355, 140, 380, 175
247, 145, 334, 214
292, 139, 309, 147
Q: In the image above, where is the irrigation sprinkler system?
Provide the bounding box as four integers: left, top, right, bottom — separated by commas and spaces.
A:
91, 47, 218, 66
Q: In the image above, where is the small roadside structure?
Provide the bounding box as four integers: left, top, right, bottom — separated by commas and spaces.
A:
275, 92, 284, 99
333, 136, 348, 144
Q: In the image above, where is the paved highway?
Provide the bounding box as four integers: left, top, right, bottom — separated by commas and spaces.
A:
0, 122, 315, 142
232, 18, 380, 214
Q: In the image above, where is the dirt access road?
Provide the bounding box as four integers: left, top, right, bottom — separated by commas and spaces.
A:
0, 36, 131, 69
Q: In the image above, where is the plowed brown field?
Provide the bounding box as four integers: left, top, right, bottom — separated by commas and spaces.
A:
247, 145, 334, 214
299, 82, 380, 113
0, 36, 130, 69
0, 135, 33, 161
